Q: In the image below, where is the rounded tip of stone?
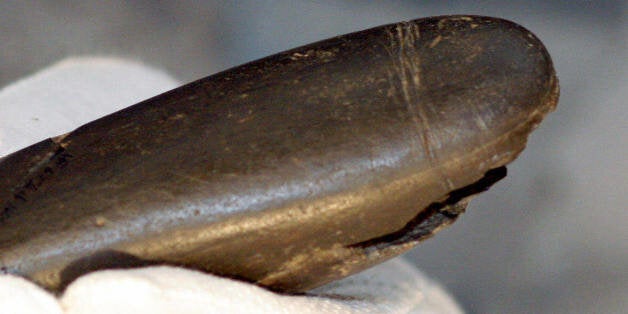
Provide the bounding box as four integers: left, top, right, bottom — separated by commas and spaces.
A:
404, 15, 559, 161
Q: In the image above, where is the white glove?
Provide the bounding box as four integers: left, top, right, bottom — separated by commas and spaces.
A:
0, 58, 463, 314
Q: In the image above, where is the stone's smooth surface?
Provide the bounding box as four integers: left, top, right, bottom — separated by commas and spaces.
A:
0, 15, 558, 293
0, 58, 461, 314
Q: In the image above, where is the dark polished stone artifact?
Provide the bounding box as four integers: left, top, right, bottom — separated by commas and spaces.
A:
0, 15, 559, 293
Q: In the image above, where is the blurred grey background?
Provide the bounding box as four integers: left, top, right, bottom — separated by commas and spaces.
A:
1, 1, 625, 313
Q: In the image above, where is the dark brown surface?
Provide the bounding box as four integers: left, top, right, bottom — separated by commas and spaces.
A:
0, 15, 558, 293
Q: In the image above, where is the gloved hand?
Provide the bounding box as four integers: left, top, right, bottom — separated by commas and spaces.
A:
0, 58, 463, 314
